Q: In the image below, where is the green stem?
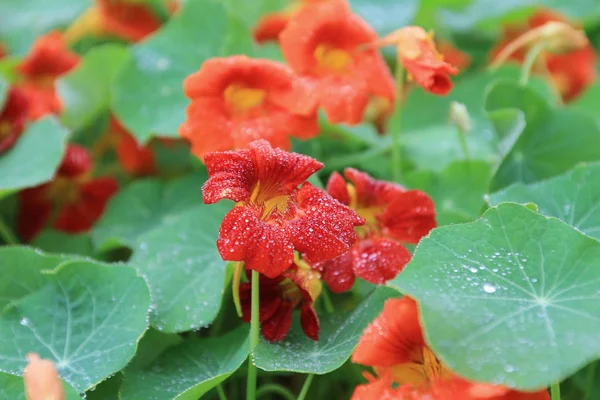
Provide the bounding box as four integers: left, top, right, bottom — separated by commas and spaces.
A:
246, 270, 260, 400
520, 43, 546, 85
216, 384, 228, 400
0, 216, 18, 245
320, 289, 334, 314
297, 374, 314, 400
456, 128, 470, 160
551, 381, 561, 400
391, 64, 405, 183
585, 363, 597, 400
256, 384, 295, 400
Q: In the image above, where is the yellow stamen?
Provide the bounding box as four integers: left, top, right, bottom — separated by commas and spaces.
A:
224, 84, 266, 114
45, 177, 81, 207
63, 7, 103, 44
0, 121, 12, 138
314, 45, 352, 72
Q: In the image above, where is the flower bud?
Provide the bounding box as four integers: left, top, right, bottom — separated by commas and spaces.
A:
449, 101, 471, 134
24, 353, 64, 400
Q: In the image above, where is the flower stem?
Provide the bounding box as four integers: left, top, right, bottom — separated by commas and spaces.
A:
216, 384, 228, 400
256, 384, 295, 400
391, 64, 405, 183
585, 362, 597, 400
0, 216, 18, 245
320, 289, 334, 313
520, 43, 546, 85
297, 374, 314, 400
551, 381, 561, 400
246, 270, 260, 400
456, 128, 470, 160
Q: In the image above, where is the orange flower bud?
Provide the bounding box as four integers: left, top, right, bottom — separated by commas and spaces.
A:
23, 353, 64, 400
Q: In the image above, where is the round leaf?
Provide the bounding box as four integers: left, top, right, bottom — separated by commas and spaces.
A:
0, 370, 81, 400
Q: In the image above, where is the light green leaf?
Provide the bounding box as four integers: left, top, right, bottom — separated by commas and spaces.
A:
350, 0, 418, 34
0, 371, 81, 400
0, 118, 69, 194
489, 162, 600, 240
254, 287, 397, 374
571, 82, 600, 118
120, 326, 249, 400
0, 256, 150, 392
57, 44, 130, 130
0, 77, 7, 110
93, 175, 229, 332
111, 0, 255, 142
31, 230, 94, 257
390, 203, 600, 390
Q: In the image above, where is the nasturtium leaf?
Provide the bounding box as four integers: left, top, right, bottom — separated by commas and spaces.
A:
93, 175, 229, 332
0, 371, 81, 400
127, 329, 182, 370
390, 203, 600, 390
489, 163, 600, 240
111, 0, 255, 142
120, 326, 249, 400
0, 257, 150, 392
0, 0, 90, 55
0, 77, 7, 110
57, 44, 130, 130
0, 118, 68, 195
350, 0, 418, 34
86, 374, 122, 400
487, 82, 600, 191
571, 82, 600, 119
254, 287, 397, 374
31, 230, 94, 257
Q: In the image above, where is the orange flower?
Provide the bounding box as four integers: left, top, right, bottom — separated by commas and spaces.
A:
180, 56, 319, 161
97, 0, 163, 42
109, 116, 156, 176
437, 40, 471, 70
0, 87, 30, 154
16, 31, 79, 120
279, 1, 395, 125
351, 297, 550, 400
23, 353, 64, 400
490, 10, 596, 102
373, 27, 459, 95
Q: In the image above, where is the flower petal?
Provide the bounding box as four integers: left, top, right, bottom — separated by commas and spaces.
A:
202, 148, 255, 204
300, 302, 319, 341
319, 251, 355, 293
261, 301, 294, 342
379, 190, 436, 244
325, 171, 351, 206
17, 185, 53, 242
344, 168, 405, 207
351, 237, 411, 284
58, 144, 93, 178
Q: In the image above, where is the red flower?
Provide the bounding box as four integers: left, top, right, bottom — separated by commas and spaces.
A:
97, 0, 163, 42
318, 169, 435, 292
109, 116, 156, 176
17, 144, 118, 241
279, 1, 395, 125
180, 56, 319, 161
240, 258, 321, 341
437, 40, 471, 70
16, 31, 79, 120
351, 297, 550, 400
0, 87, 30, 154
373, 27, 459, 95
203, 140, 364, 278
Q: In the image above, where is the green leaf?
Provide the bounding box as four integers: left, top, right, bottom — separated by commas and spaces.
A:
254, 287, 397, 374
57, 44, 130, 130
350, 0, 418, 34
0, 0, 90, 55
390, 203, 600, 390
111, 0, 255, 142
0, 371, 81, 400
489, 162, 600, 241
488, 82, 600, 190
572, 82, 600, 118
120, 326, 249, 400
31, 230, 94, 257
127, 329, 182, 370
0, 77, 7, 110
0, 254, 150, 392
86, 374, 122, 400
93, 175, 229, 332
0, 118, 69, 195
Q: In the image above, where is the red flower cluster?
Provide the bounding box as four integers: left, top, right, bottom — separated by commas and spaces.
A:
351, 297, 551, 400
17, 144, 118, 241
108, 116, 157, 176
319, 169, 436, 292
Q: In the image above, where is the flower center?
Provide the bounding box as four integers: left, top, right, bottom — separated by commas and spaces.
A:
0, 121, 12, 138
224, 84, 267, 115
388, 346, 449, 387
314, 44, 352, 72
347, 183, 384, 237
45, 177, 81, 207
249, 181, 291, 220
279, 278, 304, 306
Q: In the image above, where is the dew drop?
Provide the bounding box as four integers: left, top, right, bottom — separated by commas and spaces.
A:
482, 283, 497, 294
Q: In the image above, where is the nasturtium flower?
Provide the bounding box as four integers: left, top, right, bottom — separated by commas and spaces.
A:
16, 31, 79, 120
0, 87, 29, 154
17, 144, 118, 241
180, 56, 319, 161
491, 10, 596, 102
109, 116, 156, 176
240, 256, 321, 341
24, 353, 64, 400
279, 0, 395, 125
203, 140, 364, 278
372, 27, 459, 95
318, 169, 435, 292
437, 40, 471, 71
351, 297, 550, 400
97, 0, 164, 42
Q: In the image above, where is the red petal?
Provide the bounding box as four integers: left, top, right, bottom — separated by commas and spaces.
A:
351, 237, 411, 284
352, 297, 425, 367
58, 144, 93, 178
216, 206, 294, 278
17, 31, 79, 79
325, 171, 351, 206
379, 190, 436, 244
261, 301, 294, 342
112, 117, 156, 175
202, 148, 255, 204
253, 13, 290, 43
344, 168, 405, 207
317, 75, 370, 125
17, 185, 53, 242
0, 87, 29, 154
300, 303, 319, 340
289, 183, 363, 264
402, 57, 458, 96
98, 0, 162, 42
239, 279, 282, 323
319, 251, 355, 293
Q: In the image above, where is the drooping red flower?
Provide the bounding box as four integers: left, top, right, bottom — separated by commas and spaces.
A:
16, 31, 79, 120
17, 144, 118, 241
351, 297, 550, 400
240, 258, 321, 341
97, 0, 163, 42
180, 56, 319, 161
109, 116, 156, 176
279, 0, 395, 125
372, 27, 459, 95
318, 169, 435, 292
203, 139, 364, 278
437, 40, 471, 70
0, 87, 30, 154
